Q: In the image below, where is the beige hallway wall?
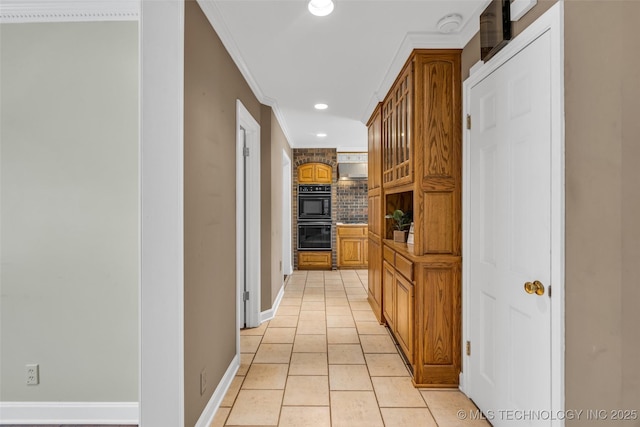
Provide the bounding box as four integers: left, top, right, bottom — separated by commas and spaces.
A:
564, 1, 640, 421
183, 2, 262, 424
183, 1, 292, 425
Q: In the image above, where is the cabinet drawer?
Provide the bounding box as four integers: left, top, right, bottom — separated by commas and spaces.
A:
395, 254, 413, 281
298, 251, 332, 270
338, 226, 366, 236
383, 245, 395, 264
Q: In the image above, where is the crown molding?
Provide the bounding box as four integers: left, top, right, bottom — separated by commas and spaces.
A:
360, 1, 487, 123
0, 1, 139, 23
196, 0, 296, 148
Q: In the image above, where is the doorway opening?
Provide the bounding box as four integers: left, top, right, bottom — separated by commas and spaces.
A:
236, 100, 261, 341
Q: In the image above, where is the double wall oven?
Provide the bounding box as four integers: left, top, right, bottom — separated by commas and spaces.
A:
297, 185, 332, 251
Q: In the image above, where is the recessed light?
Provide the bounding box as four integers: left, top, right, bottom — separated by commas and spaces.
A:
314, 103, 328, 110
308, 0, 334, 17
317, 133, 327, 137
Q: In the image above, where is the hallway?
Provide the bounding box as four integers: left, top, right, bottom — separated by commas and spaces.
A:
213, 270, 489, 427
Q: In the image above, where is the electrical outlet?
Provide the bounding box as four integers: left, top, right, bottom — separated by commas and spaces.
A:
200, 369, 207, 396
26, 364, 39, 385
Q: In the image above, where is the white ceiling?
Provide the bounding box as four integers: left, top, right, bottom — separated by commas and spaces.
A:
200, 0, 490, 151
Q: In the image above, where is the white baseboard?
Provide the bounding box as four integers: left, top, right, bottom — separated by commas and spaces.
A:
194, 354, 240, 427
259, 284, 285, 323
0, 401, 138, 424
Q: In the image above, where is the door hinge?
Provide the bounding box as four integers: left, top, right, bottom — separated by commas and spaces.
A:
243, 146, 250, 157
466, 340, 471, 356
548, 285, 552, 298
466, 114, 471, 130
243, 291, 250, 301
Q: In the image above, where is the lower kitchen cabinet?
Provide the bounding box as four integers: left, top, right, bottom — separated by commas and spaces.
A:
382, 257, 414, 365
337, 224, 368, 268
382, 260, 395, 332
394, 272, 414, 363
381, 240, 461, 387
367, 237, 383, 322
298, 251, 331, 270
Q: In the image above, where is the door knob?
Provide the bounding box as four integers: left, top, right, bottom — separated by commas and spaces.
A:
524, 280, 545, 296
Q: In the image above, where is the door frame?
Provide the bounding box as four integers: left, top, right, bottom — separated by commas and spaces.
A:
461, 2, 565, 423
282, 150, 293, 276
236, 99, 261, 340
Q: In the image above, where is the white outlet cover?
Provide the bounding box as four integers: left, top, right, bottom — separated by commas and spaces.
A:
26, 364, 39, 385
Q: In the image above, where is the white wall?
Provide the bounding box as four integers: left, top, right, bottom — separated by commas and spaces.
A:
0, 21, 139, 402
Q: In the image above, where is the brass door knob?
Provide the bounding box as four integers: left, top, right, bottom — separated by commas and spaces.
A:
524, 280, 545, 296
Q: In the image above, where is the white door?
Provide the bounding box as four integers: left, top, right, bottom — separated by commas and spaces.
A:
468, 31, 552, 426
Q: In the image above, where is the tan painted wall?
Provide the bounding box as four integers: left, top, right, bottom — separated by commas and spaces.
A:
564, 1, 640, 423
259, 106, 292, 310
0, 21, 139, 402
183, 2, 262, 425
270, 111, 293, 305
461, 1, 640, 422
183, 1, 292, 424
260, 105, 274, 310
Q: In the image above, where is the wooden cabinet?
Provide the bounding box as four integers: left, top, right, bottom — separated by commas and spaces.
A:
394, 272, 414, 363
298, 251, 331, 270
367, 104, 385, 323
415, 258, 461, 387
298, 163, 332, 184
337, 225, 367, 269
368, 104, 382, 191
382, 260, 395, 331
383, 241, 461, 387
367, 49, 462, 388
367, 237, 382, 318
382, 64, 412, 187
382, 250, 414, 365
379, 50, 461, 257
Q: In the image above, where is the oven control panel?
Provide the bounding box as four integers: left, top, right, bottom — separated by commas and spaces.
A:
299, 185, 331, 193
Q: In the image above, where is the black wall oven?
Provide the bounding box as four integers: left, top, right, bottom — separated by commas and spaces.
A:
297, 184, 332, 251
298, 185, 331, 221
298, 222, 332, 251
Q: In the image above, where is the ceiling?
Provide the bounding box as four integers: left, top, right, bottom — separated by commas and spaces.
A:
200, 0, 490, 151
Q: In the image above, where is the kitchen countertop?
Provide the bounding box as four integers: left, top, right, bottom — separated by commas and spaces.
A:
336, 222, 368, 227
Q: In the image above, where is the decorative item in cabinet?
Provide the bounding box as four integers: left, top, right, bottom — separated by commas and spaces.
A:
385, 209, 413, 242
298, 163, 332, 184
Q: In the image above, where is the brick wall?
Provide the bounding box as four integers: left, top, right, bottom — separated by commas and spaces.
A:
292, 148, 337, 269
336, 180, 368, 223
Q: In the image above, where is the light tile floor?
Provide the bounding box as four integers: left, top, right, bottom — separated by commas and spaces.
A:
213, 269, 490, 427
